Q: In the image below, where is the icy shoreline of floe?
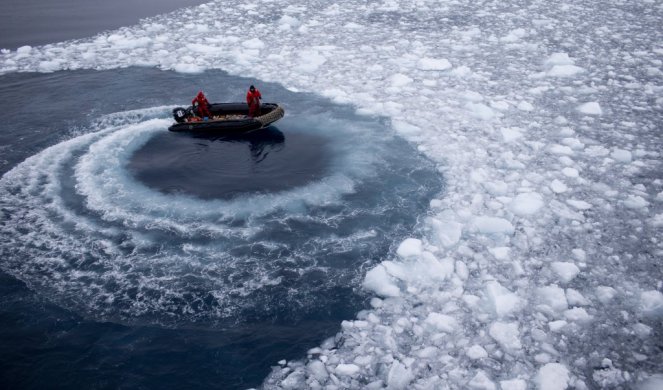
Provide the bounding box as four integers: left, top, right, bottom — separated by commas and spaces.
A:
2, 0, 662, 388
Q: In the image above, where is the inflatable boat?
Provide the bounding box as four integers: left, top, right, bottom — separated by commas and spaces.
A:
169, 103, 285, 133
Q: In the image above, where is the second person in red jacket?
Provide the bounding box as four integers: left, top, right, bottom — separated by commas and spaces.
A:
246, 85, 262, 117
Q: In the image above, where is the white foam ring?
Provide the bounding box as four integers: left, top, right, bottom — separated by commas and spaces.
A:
0, 107, 386, 325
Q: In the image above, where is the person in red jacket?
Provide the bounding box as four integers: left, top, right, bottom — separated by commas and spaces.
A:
246, 85, 262, 117
192, 90, 212, 119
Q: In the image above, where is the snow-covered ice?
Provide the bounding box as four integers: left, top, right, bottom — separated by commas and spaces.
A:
1, 0, 661, 388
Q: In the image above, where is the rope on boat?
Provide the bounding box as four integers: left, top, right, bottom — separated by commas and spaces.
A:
256, 105, 285, 127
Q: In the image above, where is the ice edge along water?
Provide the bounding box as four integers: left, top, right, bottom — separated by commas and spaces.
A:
1, 0, 662, 389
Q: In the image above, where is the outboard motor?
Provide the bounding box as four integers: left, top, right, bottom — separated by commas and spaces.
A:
172, 106, 192, 123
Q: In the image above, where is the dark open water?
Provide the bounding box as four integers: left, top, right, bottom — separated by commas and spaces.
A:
0, 0, 209, 50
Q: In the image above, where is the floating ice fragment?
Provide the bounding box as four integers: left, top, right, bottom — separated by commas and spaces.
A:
640, 290, 663, 317
500, 378, 527, 390
623, 195, 649, 209
16, 45, 32, 54
387, 361, 413, 390
566, 199, 592, 210
544, 53, 574, 67
652, 213, 663, 227
489, 321, 521, 350
551, 262, 580, 283
425, 312, 457, 333
335, 363, 360, 376
636, 374, 663, 390
537, 285, 568, 313
397, 238, 423, 258
363, 265, 400, 297
577, 102, 602, 115
472, 216, 515, 235
561, 167, 579, 178
466, 102, 495, 120
467, 345, 488, 360
417, 57, 452, 71
596, 286, 617, 304
485, 281, 522, 318
548, 320, 567, 332
549, 144, 574, 155
564, 307, 592, 322
566, 289, 590, 306
501, 127, 523, 142
610, 149, 632, 163
173, 63, 203, 73
509, 192, 544, 216
389, 73, 414, 87
550, 179, 568, 193
431, 219, 463, 248
307, 360, 328, 381
468, 370, 496, 390
488, 246, 510, 260
517, 101, 534, 111
536, 363, 570, 390
547, 65, 584, 77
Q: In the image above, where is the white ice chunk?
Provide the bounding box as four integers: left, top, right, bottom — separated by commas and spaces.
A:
550, 180, 568, 194
548, 320, 567, 332
467, 345, 488, 360
536, 363, 570, 390
389, 73, 414, 87
468, 370, 496, 390
485, 281, 522, 318
431, 218, 463, 248
537, 285, 568, 312
509, 192, 544, 216
335, 363, 360, 376
610, 149, 633, 163
363, 265, 400, 297
637, 374, 663, 390
488, 247, 510, 260
517, 101, 534, 111
596, 286, 617, 304
551, 262, 580, 283
387, 361, 413, 390
466, 102, 495, 120
640, 290, 663, 317
16, 45, 32, 54
397, 238, 423, 258
623, 195, 649, 209
547, 65, 584, 77
425, 312, 458, 333
566, 199, 592, 210
577, 102, 602, 115
417, 57, 452, 71
564, 307, 592, 322
566, 289, 590, 306
489, 322, 521, 350
307, 360, 328, 381
242, 38, 265, 49
501, 127, 523, 142
544, 53, 574, 67
561, 167, 579, 178
472, 216, 515, 235
500, 379, 527, 390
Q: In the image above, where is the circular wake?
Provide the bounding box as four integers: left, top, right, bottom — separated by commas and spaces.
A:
0, 106, 442, 327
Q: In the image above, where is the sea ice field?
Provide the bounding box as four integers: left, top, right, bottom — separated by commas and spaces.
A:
1, 0, 662, 389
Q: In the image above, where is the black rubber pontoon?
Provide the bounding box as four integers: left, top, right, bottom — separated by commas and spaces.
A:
168, 103, 285, 133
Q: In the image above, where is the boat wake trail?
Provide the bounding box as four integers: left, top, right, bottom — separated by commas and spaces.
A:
0, 106, 442, 328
